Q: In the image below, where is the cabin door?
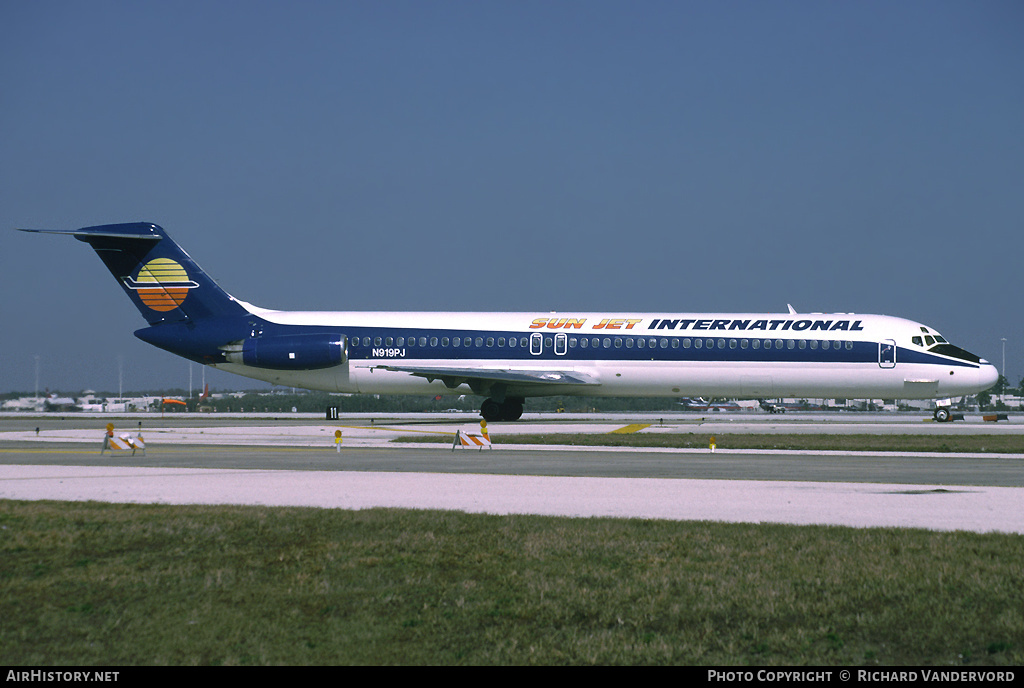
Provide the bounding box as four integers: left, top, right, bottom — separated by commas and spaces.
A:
530, 332, 543, 356
878, 339, 896, 368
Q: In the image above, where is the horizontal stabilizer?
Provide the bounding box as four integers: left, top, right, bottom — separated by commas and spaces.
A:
19, 226, 161, 241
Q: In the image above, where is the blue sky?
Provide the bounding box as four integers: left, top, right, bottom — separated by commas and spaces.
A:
2, 1, 1022, 394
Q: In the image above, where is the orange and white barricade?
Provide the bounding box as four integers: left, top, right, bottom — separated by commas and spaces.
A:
101, 428, 146, 456
452, 421, 492, 451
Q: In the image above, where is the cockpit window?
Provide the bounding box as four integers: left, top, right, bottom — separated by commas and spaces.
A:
912, 329, 980, 362
931, 343, 982, 364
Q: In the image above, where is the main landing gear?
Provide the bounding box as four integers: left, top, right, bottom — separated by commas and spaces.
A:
480, 397, 524, 422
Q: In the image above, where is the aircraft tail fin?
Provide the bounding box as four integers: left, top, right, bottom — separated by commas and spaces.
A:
19, 223, 249, 325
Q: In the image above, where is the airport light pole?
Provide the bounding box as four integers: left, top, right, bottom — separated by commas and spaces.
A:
1002, 338, 1007, 396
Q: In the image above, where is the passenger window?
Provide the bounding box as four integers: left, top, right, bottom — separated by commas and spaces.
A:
530, 332, 542, 355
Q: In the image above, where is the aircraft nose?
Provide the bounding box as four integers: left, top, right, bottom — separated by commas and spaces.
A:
979, 362, 1000, 392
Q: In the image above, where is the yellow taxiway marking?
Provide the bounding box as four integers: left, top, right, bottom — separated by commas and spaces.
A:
0, 446, 363, 455
0, 448, 111, 455
609, 423, 651, 434
331, 424, 457, 436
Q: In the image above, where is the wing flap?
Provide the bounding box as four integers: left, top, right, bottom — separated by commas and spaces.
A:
374, 365, 599, 389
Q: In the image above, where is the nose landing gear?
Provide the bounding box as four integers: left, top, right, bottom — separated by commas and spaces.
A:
933, 407, 963, 422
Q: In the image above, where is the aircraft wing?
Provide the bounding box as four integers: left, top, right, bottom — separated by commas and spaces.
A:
373, 365, 599, 391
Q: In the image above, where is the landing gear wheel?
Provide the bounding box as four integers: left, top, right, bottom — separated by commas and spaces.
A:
480, 397, 525, 422
481, 399, 502, 422
500, 398, 524, 421
934, 408, 951, 423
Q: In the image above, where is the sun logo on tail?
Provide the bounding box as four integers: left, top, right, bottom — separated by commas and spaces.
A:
121, 258, 200, 311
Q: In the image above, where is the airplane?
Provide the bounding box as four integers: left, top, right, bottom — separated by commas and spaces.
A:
757, 399, 829, 413
758, 399, 787, 414
19, 222, 998, 422
678, 397, 743, 412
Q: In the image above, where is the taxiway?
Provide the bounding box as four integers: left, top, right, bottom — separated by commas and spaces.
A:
1, 413, 1022, 533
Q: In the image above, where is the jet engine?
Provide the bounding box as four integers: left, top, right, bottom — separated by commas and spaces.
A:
221, 333, 347, 370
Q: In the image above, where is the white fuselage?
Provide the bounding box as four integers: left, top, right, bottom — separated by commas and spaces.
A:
211, 308, 998, 401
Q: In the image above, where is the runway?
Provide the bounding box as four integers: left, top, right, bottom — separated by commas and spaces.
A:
2, 413, 1023, 534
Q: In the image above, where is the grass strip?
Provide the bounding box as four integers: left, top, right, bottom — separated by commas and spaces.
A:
397, 432, 1024, 453
2, 500, 1022, 665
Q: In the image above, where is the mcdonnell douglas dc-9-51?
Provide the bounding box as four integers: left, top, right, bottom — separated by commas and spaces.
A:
21, 223, 997, 422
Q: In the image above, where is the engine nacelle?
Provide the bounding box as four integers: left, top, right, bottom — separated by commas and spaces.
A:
223, 333, 347, 370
